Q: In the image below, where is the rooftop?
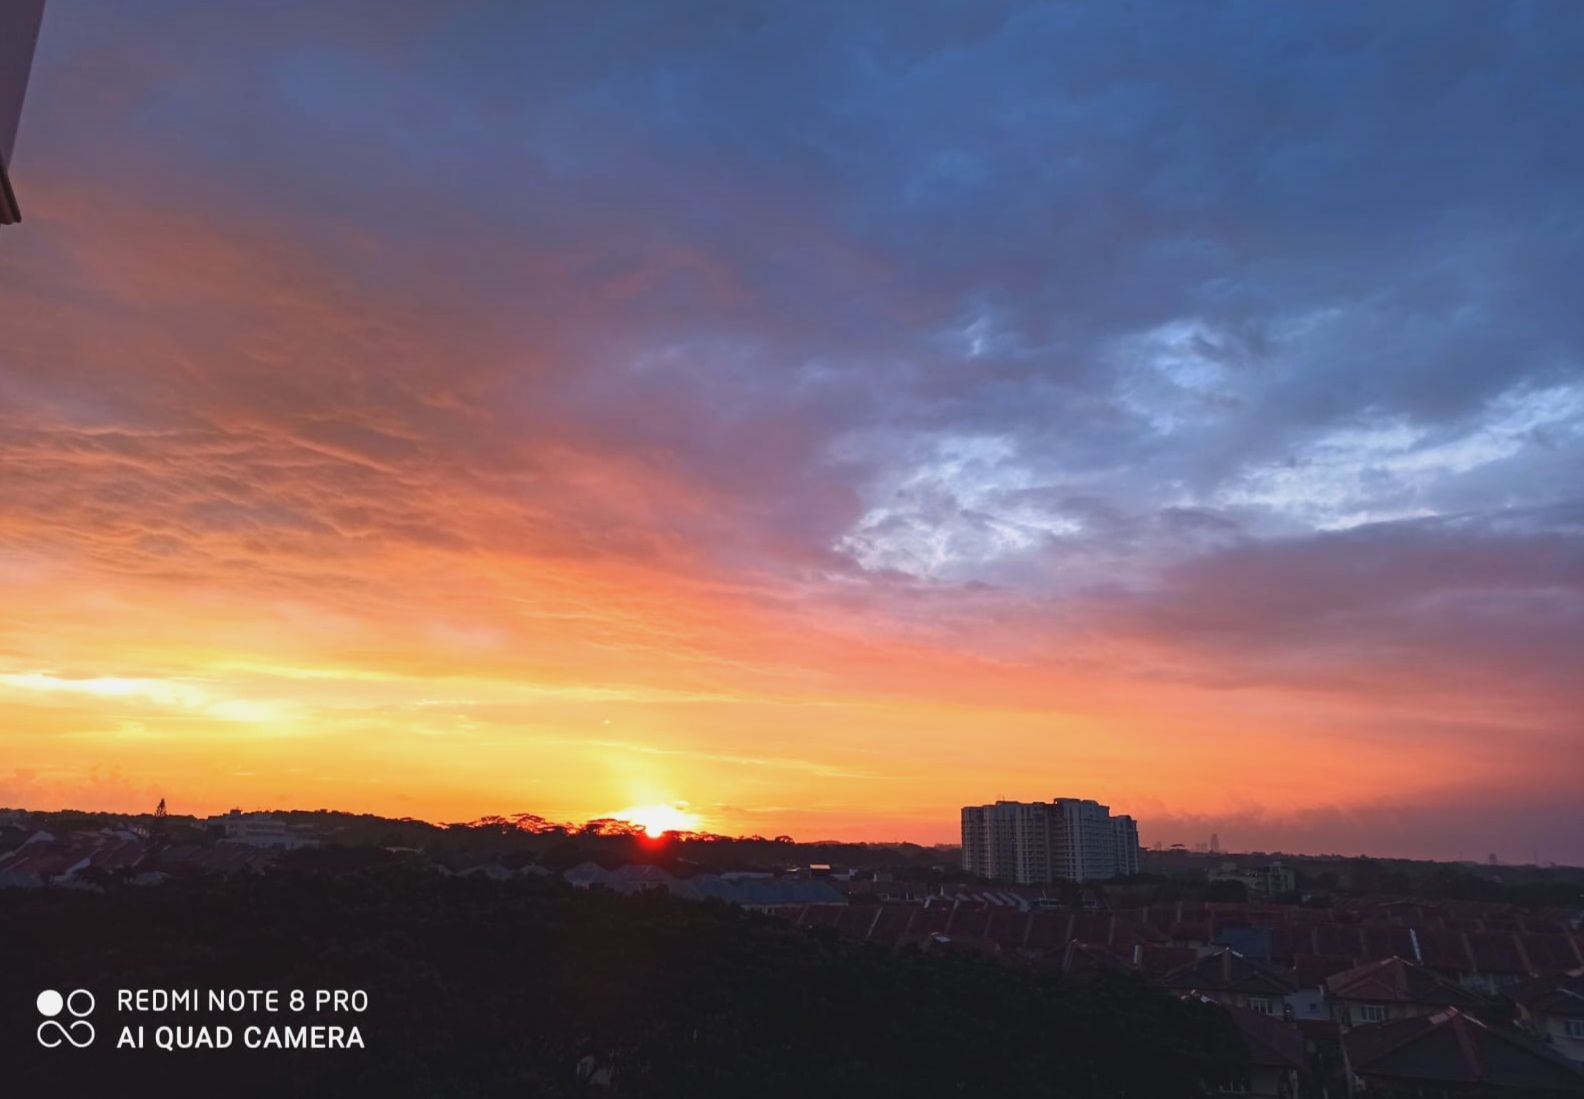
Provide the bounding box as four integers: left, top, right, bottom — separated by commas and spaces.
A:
1345, 1008, 1584, 1090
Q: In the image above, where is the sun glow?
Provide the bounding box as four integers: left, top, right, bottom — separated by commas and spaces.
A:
613, 803, 703, 838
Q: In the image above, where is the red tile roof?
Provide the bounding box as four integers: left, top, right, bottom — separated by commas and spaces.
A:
1135, 944, 1199, 977
1222, 1004, 1305, 1069
1507, 972, 1584, 1020
1160, 948, 1297, 997
1345, 1009, 1584, 1090
1293, 952, 1359, 989
1325, 956, 1486, 1009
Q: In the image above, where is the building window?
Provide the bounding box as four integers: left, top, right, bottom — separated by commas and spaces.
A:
1247, 998, 1273, 1016
1567, 1018, 1584, 1040
1358, 1004, 1387, 1024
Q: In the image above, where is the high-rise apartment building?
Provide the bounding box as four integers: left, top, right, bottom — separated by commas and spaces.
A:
1112, 814, 1140, 877
962, 797, 1142, 883
961, 800, 1058, 884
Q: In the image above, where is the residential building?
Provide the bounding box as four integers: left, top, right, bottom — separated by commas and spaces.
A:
961, 800, 1057, 884
0, 829, 149, 887
1054, 940, 1134, 979
1052, 798, 1119, 881
1325, 956, 1487, 1030
961, 797, 1142, 883
1343, 1008, 1584, 1094
209, 810, 316, 850
1159, 947, 1299, 1016
1112, 814, 1141, 877
1211, 861, 1297, 899
1217, 1003, 1305, 1099
1509, 972, 1584, 1063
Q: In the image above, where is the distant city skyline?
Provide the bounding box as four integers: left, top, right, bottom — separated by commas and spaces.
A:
2, 3, 1582, 864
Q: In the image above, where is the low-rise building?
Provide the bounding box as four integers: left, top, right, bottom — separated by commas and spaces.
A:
209, 810, 317, 850
0, 829, 150, 888
1211, 861, 1297, 899
1509, 971, 1584, 1063
1218, 1003, 1305, 1099
1344, 1008, 1584, 1094
1325, 956, 1488, 1030
1159, 947, 1298, 1016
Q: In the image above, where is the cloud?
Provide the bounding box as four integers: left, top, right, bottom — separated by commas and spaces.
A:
1147, 784, 1584, 865
0, 0, 1581, 857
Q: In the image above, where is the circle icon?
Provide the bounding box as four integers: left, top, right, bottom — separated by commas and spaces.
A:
36, 989, 63, 1017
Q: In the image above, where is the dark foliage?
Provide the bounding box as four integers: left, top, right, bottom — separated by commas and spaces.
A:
2, 868, 1246, 1097
1203, 879, 1249, 904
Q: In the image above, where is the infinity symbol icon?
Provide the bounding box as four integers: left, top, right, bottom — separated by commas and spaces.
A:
37, 1018, 96, 1048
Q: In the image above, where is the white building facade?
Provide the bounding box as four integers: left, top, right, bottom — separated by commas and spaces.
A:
209, 810, 315, 850
961, 800, 1057, 884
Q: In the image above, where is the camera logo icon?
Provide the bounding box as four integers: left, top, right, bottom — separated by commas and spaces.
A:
36, 989, 96, 1048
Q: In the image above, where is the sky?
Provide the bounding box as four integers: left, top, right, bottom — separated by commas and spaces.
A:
1, 1, 1581, 862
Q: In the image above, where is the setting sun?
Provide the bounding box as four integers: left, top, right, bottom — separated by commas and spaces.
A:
0, 0, 1579, 869
614, 803, 703, 838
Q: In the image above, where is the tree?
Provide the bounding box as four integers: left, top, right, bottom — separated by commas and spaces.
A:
1205, 878, 1248, 903
1, 867, 1249, 1097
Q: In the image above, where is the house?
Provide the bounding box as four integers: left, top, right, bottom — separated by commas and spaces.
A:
1159, 947, 1298, 1016
717, 876, 846, 912
1344, 1008, 1584, 1094
0, 829, 149, 888
1217, 1003, 1305, 1099
157, 841, 276, 876
1508, 971, 1584, 1063
443, 863, 529, 882
564, 861, 678, 894
1325, 956, 1487, 1029
0, 833, 77, 888
1287, 954, 1355, 1022
1217, 925, 1275, 962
